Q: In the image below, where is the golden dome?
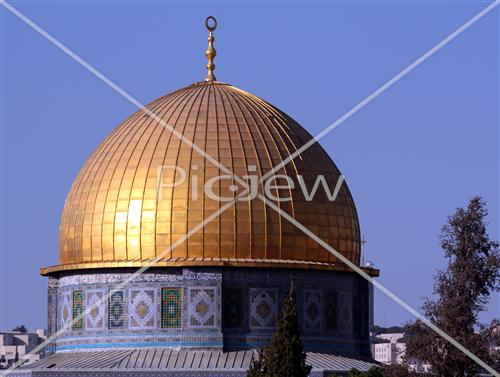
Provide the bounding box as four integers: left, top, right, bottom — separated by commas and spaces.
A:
42, 81, 375, 276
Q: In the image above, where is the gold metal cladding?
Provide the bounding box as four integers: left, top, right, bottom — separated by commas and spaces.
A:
205, 16, 217, 81
40, 259, 380, 277
50, 82, 364, 274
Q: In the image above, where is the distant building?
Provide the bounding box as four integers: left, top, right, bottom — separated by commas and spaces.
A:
0, 330, 47, 368
376, 332, 405, 344
372, 335, 405, 365
371, 332, 432, 373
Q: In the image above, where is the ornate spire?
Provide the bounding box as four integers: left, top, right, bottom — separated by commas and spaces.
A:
204, 16, 217, 81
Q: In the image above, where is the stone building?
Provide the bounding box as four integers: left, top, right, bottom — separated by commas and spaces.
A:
0, 330, 47, 368
372, 334, 406, 366
371, 332, 432, 373
15, 17, 379, 377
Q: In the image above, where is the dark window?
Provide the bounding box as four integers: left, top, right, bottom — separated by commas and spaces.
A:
325, 291, 337, 331
360, 291, 369, 336
352, 293, 361, 335
223, 287, 244, 328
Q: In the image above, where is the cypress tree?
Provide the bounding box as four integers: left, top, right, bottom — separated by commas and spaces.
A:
247, 347, 266, 377
264, 278, 312, 377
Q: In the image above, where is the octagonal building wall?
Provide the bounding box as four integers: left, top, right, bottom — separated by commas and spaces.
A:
46, 267, 371, 357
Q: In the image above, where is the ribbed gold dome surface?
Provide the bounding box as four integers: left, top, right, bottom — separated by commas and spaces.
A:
42, 81, 369, 275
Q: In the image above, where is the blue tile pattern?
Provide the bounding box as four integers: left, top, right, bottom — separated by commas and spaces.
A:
108, 290, 125, 329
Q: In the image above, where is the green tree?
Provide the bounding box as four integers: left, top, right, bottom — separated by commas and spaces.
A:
406, 197, 499, 377
481, 318, 500, 371
333, 365, 419, 377
12, 325, 27, 333
247, 347, 266, 377
371, 325, 406, 336
262, 278, 311, 377
382, 364, 418, 377
349, 367, 384, 376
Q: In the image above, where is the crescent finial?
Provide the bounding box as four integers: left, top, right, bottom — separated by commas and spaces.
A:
204, 16, 217, 82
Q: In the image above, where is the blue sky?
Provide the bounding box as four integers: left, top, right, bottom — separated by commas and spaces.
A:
1, 1, 498, 331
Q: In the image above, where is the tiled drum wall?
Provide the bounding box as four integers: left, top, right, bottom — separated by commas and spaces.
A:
48, 268, 370, 356
49, 268, 223, 352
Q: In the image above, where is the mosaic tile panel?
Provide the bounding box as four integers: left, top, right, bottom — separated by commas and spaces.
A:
325, 291, 338, 331
187, 287, 217, 329
47, 284, 58, 338
223, 287, 244, 329
249, 288, 277, 329
58, 272, 185, 287
72, 290, 84, 331
162, 287, 182, 329
60, 292, 72, 330
85, 290, 105, 330
303, 290, 322, 330
129, 288, 156, 330
108, 290, 126, 329
183, 269, 222, 282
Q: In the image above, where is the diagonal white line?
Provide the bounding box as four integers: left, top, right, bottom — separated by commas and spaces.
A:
2, 0, 498, 374
256, 193, 499, 376
261, 0, 500, 182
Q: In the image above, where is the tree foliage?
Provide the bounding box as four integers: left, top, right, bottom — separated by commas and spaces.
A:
247, 278, 311, 377
406, 197, 499, 377
371, 325, 406, 336
349, 366, 385, 376
382, 364, 419, 377
481, 318, 500, 372
12, 325, 27, 333
329, 367, 384, 377
247, 347, 266, 377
